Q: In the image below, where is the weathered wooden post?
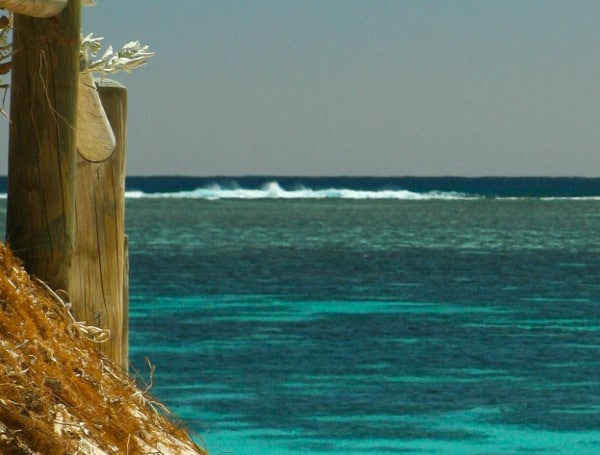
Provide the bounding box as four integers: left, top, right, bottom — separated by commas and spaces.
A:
4, 0, 145, 370
71, 78, 129, 370
6, 0, 81, 293
123, 233, 129, 369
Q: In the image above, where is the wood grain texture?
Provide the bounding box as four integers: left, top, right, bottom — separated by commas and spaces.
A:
6, 0, 81, 293
71, 80, 128, 370
76, 71, 116, 162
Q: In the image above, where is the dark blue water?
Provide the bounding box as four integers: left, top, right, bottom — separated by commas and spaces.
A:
117, 177, 600, 454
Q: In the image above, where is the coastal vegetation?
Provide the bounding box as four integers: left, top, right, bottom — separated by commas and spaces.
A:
0, 243, 205, 453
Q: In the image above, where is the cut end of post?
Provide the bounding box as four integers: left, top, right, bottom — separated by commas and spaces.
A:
95, 78, 127, 89
77, 71, 116, 162
0, 0, 68, 18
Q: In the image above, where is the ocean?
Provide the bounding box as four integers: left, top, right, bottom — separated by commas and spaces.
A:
4, 176, 600, 454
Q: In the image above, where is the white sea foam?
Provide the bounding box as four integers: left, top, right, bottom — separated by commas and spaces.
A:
3, 186, 598, 201
123, 181, 475, 200
540, 196, 600, 201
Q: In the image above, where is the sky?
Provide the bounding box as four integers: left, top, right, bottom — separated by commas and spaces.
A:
2, 0, 600, 176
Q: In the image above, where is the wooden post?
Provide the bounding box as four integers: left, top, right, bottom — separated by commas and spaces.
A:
6, 0, 81, 293
122, 234, 129, 369
71, 79, 128, 370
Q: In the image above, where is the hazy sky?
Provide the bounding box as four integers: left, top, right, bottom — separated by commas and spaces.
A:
3, 0, 600, 176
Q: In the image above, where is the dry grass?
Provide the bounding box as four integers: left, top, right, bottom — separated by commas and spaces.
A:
0, 243, 206, 454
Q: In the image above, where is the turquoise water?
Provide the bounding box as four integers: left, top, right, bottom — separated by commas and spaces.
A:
2, 177, 600, 454
123, 191, 600, 454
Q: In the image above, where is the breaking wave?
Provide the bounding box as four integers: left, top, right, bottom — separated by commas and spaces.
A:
124, 181, 474, 200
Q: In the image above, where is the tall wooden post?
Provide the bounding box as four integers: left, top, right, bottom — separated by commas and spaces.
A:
71, 79, 128, 370
6, 0, 81, 293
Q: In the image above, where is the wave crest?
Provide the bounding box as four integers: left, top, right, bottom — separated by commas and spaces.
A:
124, 181, 474, 200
